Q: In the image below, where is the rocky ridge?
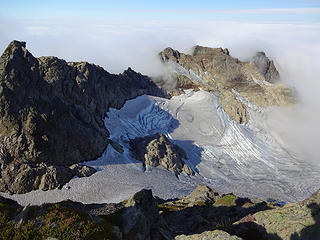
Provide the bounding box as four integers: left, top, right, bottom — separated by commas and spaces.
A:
0, 40, 165, 194
159, 46, 295, 124
0, 185, 319, 240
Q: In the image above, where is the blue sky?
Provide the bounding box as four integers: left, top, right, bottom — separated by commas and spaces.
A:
1, 0, 320, 22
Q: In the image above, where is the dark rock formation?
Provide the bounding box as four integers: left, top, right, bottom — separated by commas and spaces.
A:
159, 46, 295, 124
0, 40, 165, 194
130, 133, 194, 176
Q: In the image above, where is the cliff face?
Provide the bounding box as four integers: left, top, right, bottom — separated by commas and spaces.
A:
159, 46, 295, 124
0, 41, 165, 193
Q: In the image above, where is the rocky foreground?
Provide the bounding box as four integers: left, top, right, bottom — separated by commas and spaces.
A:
0, 185, 319, 240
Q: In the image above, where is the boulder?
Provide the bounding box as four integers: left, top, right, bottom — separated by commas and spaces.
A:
182, 185, 220, 205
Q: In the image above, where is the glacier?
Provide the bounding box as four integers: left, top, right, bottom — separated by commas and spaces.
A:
1, 90, 320, 205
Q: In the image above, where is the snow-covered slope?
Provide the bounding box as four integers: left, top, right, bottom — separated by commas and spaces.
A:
2, 89, 320, 205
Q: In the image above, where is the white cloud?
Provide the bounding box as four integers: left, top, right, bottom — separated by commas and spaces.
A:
115, 7, 320, 14
207, 7, 320, 14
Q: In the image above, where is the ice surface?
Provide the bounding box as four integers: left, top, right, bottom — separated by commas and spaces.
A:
2, 90, 320, 205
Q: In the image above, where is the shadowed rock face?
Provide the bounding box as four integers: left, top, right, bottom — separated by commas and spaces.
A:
0, 40, 165, 194
130, 133, 194, 176
159, 46, 295, 124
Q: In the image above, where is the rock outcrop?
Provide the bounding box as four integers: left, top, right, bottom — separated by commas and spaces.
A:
122, 189, 166, 240
181, 184, 220, 205
0, 40, 165, 193
159, 46, 295, 124
0, 162, 96, 193
130, 133, 194, 176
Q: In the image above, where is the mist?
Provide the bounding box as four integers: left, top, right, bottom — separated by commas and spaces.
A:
0, 17, 319, 164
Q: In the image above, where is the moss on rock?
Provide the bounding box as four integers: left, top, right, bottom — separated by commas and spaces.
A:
214, 194, 238, 207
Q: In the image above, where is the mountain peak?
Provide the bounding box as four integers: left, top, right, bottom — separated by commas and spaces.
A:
159, 47, 181, 62
192, 45, 230, 56
1, 40, 27, 58
251, 51, 280, 83
0, 40, 38, 78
